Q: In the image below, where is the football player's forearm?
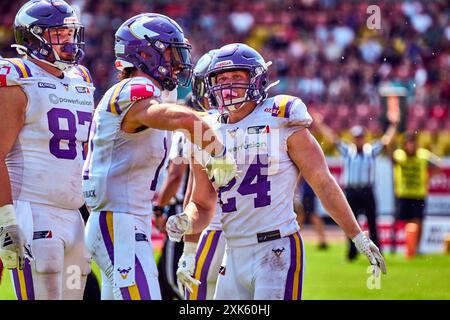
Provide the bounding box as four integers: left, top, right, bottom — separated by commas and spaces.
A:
141, 103, 223, 155
183, 170, 194, 210
315, 175, 361, 238
184, 233, 201, 243
184, 201, 214, 235
180, 117, 224, 157
155, 163, 187, 207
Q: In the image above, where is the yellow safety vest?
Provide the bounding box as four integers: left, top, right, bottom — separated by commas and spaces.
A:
393, 148, 431, 199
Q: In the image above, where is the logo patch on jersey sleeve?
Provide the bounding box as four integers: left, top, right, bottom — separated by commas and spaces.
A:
33, 230, 53, 240
38, 82, 56, 89
247, 125, 270, 134
264, 96, 295, 118
75, 86, 90, 93
130, 83, 155, 102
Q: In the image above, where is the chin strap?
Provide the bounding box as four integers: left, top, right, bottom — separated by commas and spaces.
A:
12, 44, 73, 71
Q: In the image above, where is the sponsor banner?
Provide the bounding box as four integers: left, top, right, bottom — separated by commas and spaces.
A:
359, 215, 450, 254
317, 157, 450, 217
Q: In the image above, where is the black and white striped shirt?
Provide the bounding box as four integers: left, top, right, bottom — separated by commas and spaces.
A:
336, 140, 384, 188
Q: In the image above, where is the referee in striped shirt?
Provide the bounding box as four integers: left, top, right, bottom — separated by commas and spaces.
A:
313, 114, 398, 260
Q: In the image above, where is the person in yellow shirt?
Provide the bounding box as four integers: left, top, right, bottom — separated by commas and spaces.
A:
392, 133, 441, 253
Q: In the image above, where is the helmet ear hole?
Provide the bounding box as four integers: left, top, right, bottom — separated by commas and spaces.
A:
262, 80, 267, 86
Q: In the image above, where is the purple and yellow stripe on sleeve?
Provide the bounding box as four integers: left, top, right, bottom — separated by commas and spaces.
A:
187, 230, 222, 300
284, 232, 304, 300
98, 211, 152, 300
11, 258, 35, 300
3, 58, 32, 79
75, 65, 93, 83
106, 79, 131, 115
272, 95, 294, 118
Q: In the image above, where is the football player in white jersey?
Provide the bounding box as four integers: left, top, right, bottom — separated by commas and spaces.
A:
82, 14, 236, 300
167, 43, 386, 300
173, 50, 228, 300
0, 0, 94, 300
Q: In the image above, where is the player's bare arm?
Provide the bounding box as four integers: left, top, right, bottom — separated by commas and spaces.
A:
0, 85, 28, 270
166, 161, 216, 240
153, 160, 188, 232
183, 169, 194, 209
155, 161, 188, 208
287, 128, 361, 238
123, 98, 237, 187
184, 162, 217, 234
168, 161, 215, 293
0, 86, 27, 206
288, 128, 386, 274
122, 98, 224, 155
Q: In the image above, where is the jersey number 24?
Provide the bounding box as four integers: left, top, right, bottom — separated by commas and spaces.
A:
219, 154, 271, 212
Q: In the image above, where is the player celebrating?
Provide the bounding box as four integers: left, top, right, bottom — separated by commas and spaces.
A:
173, 49, 228, 300
82, 14, 235, 300
0, 0, 94, 300
167, 43, 386, 300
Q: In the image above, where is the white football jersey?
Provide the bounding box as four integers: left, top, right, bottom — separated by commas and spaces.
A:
2, 57, 94, 209
193, 95, 312, 247
82, 76, 172, 215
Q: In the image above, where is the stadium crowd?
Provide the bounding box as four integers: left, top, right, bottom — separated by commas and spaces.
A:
0, 0, 448, 155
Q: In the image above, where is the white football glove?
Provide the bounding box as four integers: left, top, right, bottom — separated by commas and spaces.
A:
166, 212, 193, 242
352, 231, 387, 276
0, 205, 27, 270
206, 147, 237, 187
177, 242, 201, 296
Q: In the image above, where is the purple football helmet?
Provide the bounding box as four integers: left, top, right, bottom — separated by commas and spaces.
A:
191, 49, 217, 111
13, 0, 85, 71
114, 13, 193, 91
205, 43, 272, 113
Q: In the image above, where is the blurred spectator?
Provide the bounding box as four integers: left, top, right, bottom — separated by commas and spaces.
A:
391, 133, 442, 254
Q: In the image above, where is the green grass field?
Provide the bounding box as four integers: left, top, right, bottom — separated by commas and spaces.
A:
1, 242, 449, 300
